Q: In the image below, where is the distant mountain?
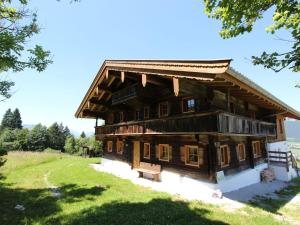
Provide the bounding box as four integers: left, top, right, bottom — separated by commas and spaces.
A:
23, 124, 94, 137
285, 120, 300, 141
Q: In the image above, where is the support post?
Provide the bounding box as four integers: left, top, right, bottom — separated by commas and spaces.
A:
121, 71, 125, 83
208, 135, 217, 182
226, 88, 231, 112
173, 77, 179, 96
142, 74, 147, 87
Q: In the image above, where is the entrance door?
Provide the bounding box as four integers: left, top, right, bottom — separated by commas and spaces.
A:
133, 141, 140, 168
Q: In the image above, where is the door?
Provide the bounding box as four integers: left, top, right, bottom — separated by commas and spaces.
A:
133, 141, 140, 168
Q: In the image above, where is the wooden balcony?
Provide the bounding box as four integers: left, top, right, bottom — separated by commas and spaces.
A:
111, 84, 139, 105
95, 112, 276, 139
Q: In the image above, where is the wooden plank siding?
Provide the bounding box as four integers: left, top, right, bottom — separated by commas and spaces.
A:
96, 112, 275, 138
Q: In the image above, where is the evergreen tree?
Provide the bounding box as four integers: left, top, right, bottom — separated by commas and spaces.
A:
47, 122, 64, 150
80, 131, 86, 138
64, 135, 76, 154
1, 109, 14, 129
12, 108, 23, 129
63, 126, 71, 138
27, 124, 48, 151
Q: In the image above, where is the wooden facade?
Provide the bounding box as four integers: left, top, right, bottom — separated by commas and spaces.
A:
75, 60, 300, 181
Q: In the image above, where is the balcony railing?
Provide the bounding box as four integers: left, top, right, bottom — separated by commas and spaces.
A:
95, 112, 276, 138
218, 113, 276, 136
111, 84, 138, 105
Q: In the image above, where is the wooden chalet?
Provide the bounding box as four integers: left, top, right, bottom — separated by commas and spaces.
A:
75, 60, 300, 182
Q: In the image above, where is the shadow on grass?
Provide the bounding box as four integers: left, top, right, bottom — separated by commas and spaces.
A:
0, 183, 108, 225
49, 198, 229, 225
59, 183, 108, 203
247, 178, 300, 215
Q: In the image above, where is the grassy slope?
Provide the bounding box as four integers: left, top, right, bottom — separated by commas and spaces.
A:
0, 152, 298, 225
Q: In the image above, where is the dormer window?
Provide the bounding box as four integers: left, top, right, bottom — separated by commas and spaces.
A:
159, 102, 168, 117
144, 106, 150, 119
182, 98, 195, 113
135, 110, 140, 120
119, 112, 124, 122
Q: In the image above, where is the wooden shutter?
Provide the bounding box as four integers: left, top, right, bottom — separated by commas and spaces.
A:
198, 147, 204, 165
227, 146, 231, 164
180, 146, 185, 162
217, 147, 221, 165
155, 145, 159, 159
169, 145, 172, 161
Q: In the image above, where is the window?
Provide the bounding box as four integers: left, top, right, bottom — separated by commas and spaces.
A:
159, 144, 169, 161
119, 112, 124, 122
117, 140, 124, 154
185, 145, 199, 166
220, 145, 230, 167
143, 143, 151, 159
182, 98, 195, 113
135, 110, 140, 120
252, 141, 262, 158
159, 102, 168, 117
237, 143, 246, 161
107, 113, 114, 124
144, 106, 150, 119
107, 141, 113, 152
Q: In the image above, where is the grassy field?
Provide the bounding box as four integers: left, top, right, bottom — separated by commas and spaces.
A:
0, 152, 299, 225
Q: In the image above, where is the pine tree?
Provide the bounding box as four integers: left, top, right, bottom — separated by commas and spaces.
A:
80, 131, 86, 138
1, 109, 14, 129
27, 124, 48, 151
12, 108, 22, 129
63, 126, 71, 138
47, 122, 63, 150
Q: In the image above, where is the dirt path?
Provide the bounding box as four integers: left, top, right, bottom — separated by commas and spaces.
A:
43, 172, 61, 198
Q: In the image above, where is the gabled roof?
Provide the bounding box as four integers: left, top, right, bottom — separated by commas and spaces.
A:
75, 59, 300, 120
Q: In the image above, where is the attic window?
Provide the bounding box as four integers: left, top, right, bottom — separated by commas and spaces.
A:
159, 102, 168, 117
182, 98, 195, 113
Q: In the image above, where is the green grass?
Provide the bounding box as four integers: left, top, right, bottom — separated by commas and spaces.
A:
0, 152, 299, 225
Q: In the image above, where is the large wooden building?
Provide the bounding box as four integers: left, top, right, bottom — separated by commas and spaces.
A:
75, 60, 300, 186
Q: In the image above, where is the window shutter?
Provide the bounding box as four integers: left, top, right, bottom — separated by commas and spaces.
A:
180, 146, 185, 162
227, 147, 231, 164
236, 145, 239, 160
169, 146, 172, 161
198, 147, 204, 165
155, 145, 159, 159
217, 147, 221, 165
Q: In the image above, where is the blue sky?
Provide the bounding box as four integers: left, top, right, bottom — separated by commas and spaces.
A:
1, 0, 299, 133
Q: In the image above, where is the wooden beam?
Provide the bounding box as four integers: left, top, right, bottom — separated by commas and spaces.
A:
142, 74, 147, 87
121, 71, 125, 83
173, 77, 179, 97
89, 98, 111, 106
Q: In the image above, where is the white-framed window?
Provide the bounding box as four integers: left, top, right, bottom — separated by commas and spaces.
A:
158, 144, 170, 161
220, 145, 230, 168
107, 141, 113, 152
237, 143, 246, 161
117, 140, 124, 154
143, 143, 150, 159
185, 145, 200, 166
252, 141, 262, 158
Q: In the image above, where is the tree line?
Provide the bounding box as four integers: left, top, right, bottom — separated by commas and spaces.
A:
0, 108, 102, 155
